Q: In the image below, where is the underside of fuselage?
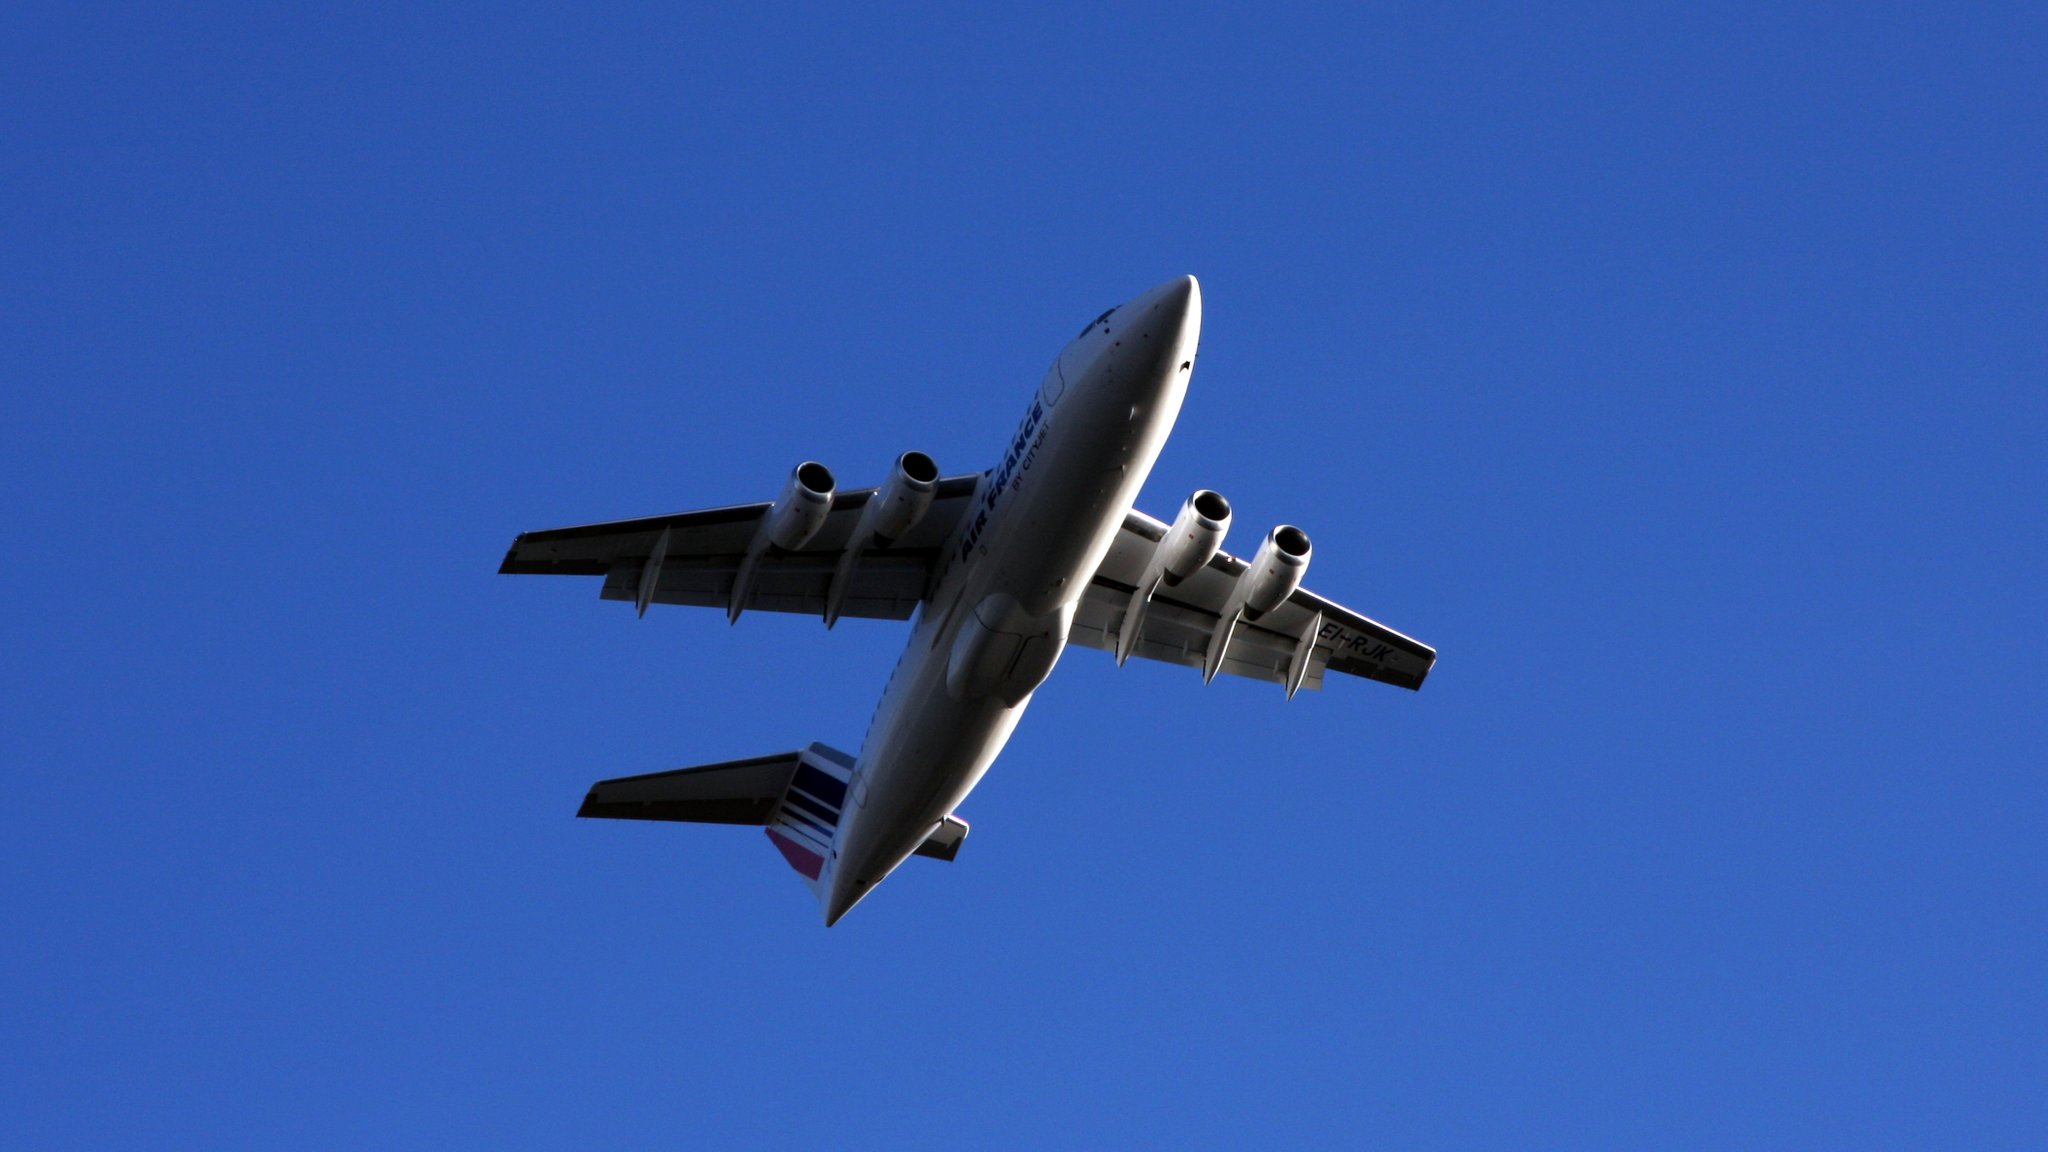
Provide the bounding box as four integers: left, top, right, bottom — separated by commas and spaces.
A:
821, 275, 1204, 924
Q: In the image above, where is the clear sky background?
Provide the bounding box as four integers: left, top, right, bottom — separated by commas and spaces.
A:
4, 3, 2043, 1148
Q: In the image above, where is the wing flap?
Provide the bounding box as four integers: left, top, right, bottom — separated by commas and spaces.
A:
595, 551, 937, 621
1071, 578, 1325, 689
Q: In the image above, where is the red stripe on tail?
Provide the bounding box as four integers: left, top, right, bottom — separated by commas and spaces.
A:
765, 828, 824, 880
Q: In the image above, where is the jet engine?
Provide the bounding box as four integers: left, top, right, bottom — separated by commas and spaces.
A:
1115, 489, 1232, 664
822, 452, 939, 628
761, 461, 837, 552
864, 451, 939, 546
1156, 489, 1232, 585
728, 461, 838, 623
1236, 525, 1312, 620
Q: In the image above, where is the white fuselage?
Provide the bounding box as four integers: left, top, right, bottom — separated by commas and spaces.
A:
824, 276, 1203, 924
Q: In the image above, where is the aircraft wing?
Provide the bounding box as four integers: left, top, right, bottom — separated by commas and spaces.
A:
1070, 508, 1437, 693
500, 474, 982, 621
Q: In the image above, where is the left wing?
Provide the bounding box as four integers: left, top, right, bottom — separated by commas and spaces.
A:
1070, 508, 1437, 693
500, 475, 981, 621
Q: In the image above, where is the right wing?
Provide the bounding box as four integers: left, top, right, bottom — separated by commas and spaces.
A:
1070, 508, 1437, 693
500, 474, 982, 621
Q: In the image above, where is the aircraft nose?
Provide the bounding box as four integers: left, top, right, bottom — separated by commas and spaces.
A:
1118, 275, 1201, 390
1133, 274, 1200, 334
1056, 275, 1204, 411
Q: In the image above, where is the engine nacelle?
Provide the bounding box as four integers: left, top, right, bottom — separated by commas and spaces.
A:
1156, 489, 1232, 585
1236, 525, 1312, 619
761, 461, 837, 552
1116, 489, 1234, 665
865, 451, 939, 546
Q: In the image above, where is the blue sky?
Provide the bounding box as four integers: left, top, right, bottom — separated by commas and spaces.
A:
4, 3, 2043, 1148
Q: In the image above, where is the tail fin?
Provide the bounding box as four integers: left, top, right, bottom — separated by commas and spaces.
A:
762, 744, 856, 899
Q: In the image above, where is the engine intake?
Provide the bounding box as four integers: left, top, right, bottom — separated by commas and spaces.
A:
761, 461, 837, 552
1117, 488, 1233, 665
822, 452, 940, 628
1157, 489, 1232, 586
1238, 524, 1311, 620
1198, 523, 1313, 682
865, 451, 939, 546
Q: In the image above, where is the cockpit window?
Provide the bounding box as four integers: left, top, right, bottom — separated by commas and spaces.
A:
1077, 306, 1116, 338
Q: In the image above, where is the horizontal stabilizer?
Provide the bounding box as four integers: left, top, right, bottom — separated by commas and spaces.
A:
577, 752, 802, 825
575, 744, 857, 904
576, 744, 958, 910
913, 815, 969, 862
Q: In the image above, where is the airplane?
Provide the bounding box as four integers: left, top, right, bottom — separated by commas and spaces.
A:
499, 276, 1435, 925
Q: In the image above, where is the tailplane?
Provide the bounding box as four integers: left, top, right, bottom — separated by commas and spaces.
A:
578, 743, 966, 917
578, 743, 856, 901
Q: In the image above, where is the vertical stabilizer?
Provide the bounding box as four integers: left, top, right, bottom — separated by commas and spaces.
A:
763, 744, 856, 902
